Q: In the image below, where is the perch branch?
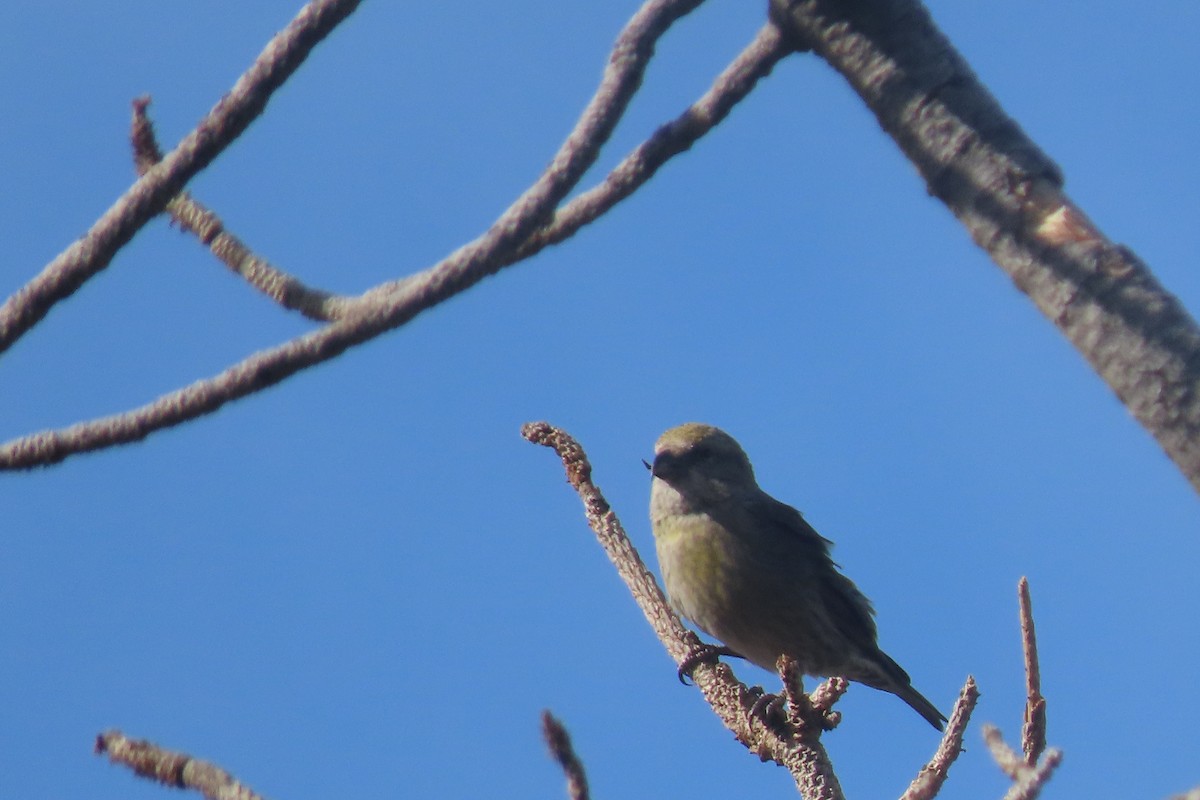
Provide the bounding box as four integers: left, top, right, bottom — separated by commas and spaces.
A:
523, 420, 845, 800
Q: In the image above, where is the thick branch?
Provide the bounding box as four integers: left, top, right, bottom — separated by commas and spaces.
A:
769, 0, 1200, 493
0, 0, 362, 355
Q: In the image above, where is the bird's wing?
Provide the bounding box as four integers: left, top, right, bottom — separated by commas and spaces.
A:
820, 569, 880, 653
757, 494, 835, 555
759, 497, 882, 651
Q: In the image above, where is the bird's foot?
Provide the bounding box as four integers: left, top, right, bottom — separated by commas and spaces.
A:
677, 644, 744, 685
747, 687, 790, 731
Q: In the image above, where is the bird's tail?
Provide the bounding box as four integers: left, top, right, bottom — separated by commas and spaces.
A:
860, 650, 948, 731
894, 683, 948, 732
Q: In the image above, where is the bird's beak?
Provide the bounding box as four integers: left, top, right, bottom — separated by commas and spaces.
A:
647, 452, 679, 481
642, 458, 653, 472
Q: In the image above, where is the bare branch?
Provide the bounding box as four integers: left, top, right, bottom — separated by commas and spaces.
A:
0, 0, 362, 355
806, 675, 849, 723
982, 725, 1063, 800
126, 14, 792, 328
128, 20, 787, 326
901, 676, 979, 800
779, 661, 848, 733
95, 730, 265, 800
512, 21, 791, 259
541, 711, 591, 800
977, 580, 1061, 800
768, 0, 1200, 492
1018, 577, 1046, 764
357, 0, 709, 309
130, 99, 348, 321
0, 0, 718, 470
523, 421, 844, 800
521, 422, 696, 667
984, 724, 1026, 781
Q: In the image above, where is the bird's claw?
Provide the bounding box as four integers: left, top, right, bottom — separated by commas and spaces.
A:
677, 643, 744, 685
748, 690, 789, 731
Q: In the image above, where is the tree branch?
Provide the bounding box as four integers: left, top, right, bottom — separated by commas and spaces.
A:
125, 18, 792, 325
979, 579, 1062, 800
130, 98, 348, 322
0, 3, 787, 469
525, 422, 892, 796
95, 730, 265, 800
1018, 577, 1046, 765
511, 20, 791, 260
541, 711, 591, 800
0, 0, 362, 355
900, 676, 979, 800
768, 0, 1200, 493
983, 725, 1063, 800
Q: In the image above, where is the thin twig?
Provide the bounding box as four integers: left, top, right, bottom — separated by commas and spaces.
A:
523, 421, 845, 800
0, 0, 719, 470
782, 662, 847, 732
975, 581, 1061, 800
1018, 577, 1046, 764
982, 725, 1063, 800
541, 711, 591, 800
126, 21, 788, 326
95, 730, 265, 800
0, 0, 362, 355
984, 724, 1025, 781
807, 676, 848, 720
511, 21, 790, 259
130, 98, 347, 321
901, 677, 979, 800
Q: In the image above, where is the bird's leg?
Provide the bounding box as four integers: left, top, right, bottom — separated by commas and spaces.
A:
677, 643, 745, 684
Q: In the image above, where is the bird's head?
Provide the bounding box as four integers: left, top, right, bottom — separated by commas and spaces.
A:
649, 423, 757, 501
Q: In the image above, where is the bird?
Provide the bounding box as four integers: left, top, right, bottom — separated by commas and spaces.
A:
648, 422, 946, 730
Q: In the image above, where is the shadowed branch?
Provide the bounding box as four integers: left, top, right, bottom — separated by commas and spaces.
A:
542, 711, 591, 800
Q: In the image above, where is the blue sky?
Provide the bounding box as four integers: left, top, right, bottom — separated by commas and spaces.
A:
2, 2, 1198, 798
